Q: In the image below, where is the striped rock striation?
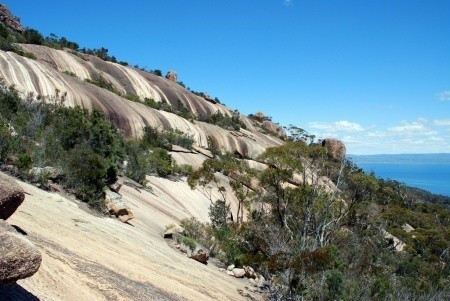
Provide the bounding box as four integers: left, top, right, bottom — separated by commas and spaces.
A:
0, 44, 283, 159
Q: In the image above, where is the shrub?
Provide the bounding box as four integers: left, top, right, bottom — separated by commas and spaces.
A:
179, 236, 197, 251
209, 200, 231, 229
173, 164, 193, 176
142, 127, 194, 150
64, 144, 108, 203
147, 148, 173, 177
180, 217, 211, 245
198, 111, 246, 131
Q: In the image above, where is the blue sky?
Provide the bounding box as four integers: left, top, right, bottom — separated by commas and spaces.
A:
4, 0, 450, 154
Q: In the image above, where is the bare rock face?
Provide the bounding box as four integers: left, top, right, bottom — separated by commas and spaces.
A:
0, 4, 24, 32
261, 120, 286, 138
0, 173, 25, 220
165, 71, 177, 82
321, 138, 346, 161
0, 220, 42, 284
104, 189, 134, 223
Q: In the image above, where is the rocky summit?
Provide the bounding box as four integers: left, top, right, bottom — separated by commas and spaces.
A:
0, 4, 23, 32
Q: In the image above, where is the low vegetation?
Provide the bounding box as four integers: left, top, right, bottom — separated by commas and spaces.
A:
0, 82, 193, 208
187, 140, 450, 300
197, 110, 246, 131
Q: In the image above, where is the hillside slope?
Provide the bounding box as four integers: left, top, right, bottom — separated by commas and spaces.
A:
0, 44, 283, 159
6, 172, 259, 300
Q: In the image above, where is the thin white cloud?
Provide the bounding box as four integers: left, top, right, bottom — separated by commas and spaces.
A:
435, 119, 450, 127
283, 0, 294, 6
309, 120, 364, 132
307, 118, 449, 154
437, 91, 450, 101
387, 118, 428, 133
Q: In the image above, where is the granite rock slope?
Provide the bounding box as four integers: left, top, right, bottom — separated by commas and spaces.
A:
6, 173, 260, 301
0, 45, 283, 159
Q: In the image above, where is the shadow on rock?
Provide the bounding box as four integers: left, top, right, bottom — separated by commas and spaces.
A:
0, 283, 40, 301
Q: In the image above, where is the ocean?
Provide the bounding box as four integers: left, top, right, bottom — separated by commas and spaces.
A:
348, 154, 450, 197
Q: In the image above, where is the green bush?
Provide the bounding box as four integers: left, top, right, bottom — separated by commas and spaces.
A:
198, 110, 246, 131
142, 127, 194, 150
209, 200, 230, 229
147, 148, 173, 177
64, 144, 108, 203
179, 236, 197, 251
179, 217, 212, 247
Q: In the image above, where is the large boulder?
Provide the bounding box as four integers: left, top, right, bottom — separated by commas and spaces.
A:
104, 189, 134, 223
243, 266, 257, 279
187, 245, 209, 264
0, 173, 25, 220
0, 220, 42, 284
321, 138, 346, 161
232, 268, 246, 278
165, 71, 177, 82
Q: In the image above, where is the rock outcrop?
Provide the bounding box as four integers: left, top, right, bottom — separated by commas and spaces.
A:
104, 189, 134, 223
321, 138, 346, 161
402, 223, 415, 233
165, 70, 177, 82
243, 266, 257, 279
187, 245, 210, 264
261, 120, 286, 138
163, 225, 185, 239
0, 220, 42, 284
382, 229, 406, 252
0, 173, 25, 220
232, 268, 246, 278
0, 4, 24, 32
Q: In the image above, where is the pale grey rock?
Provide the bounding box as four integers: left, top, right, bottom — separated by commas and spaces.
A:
248, 278, 257, 286
104, 189, 134, 223
232, 268, 246, 278
29, 166, 62, 180
402, 223, 415, 233
163, 226, 185, 239
165, 71, 177, 82
0, 173, 25, 220
187, 245, 209, 264
0, 220, 42, 283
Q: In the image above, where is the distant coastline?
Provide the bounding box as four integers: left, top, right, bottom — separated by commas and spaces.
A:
348, 153, 450, 197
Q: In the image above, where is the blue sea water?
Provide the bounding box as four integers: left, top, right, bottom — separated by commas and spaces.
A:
348, 154, 450, 197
